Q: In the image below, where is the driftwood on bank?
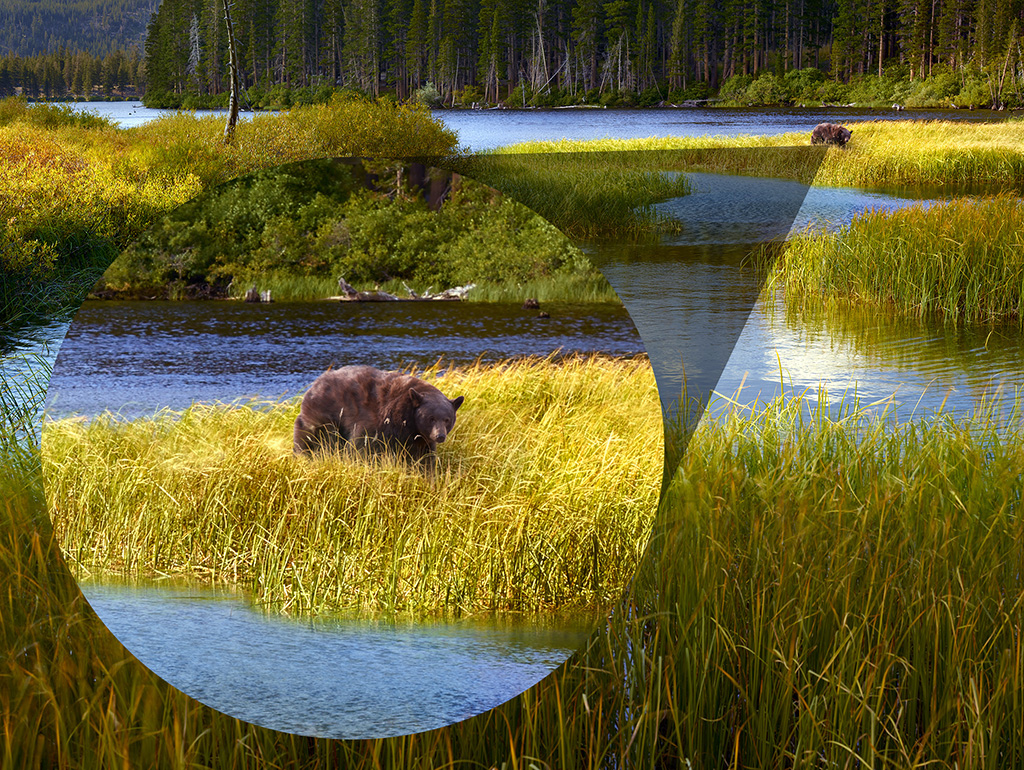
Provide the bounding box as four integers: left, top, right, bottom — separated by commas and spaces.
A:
329, 277, 476, 302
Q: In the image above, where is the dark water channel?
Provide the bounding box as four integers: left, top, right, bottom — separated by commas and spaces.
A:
45, 299, 643, 418
80, 579, 593, 739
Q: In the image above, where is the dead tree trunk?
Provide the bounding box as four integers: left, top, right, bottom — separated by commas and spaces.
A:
224, 0, 241, 143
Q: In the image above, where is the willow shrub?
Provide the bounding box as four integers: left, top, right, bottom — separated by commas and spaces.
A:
0, 94, 461, 324
101, 163, 595, 297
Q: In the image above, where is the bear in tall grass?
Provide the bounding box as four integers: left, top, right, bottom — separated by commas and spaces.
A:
810, 122, 852, 147
293, 365, 464, 470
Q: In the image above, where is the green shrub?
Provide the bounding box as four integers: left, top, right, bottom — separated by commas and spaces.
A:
784, 67, 827, 102
744, 72, 793, 105
413, 82, 443, 108
957, 77, 992, 108
716, 74, 753, 103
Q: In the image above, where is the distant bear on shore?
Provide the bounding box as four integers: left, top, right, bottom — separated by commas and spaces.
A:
811, 122, 852, 147
293, 365, 464, 469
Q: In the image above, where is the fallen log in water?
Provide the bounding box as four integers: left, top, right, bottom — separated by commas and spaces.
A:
329, 277, 476, 302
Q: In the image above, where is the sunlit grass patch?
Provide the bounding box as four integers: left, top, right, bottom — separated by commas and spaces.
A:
42, 355, 662, 617
454, 150, 696, 239
773, 194, 1024, 325
495, 120, 1024, 190
8, 344, 1024, 764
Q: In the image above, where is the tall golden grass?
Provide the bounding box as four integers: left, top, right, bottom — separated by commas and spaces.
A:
0, 94, 462, 324
496, 119, 1024, 189
42, 356, 663, 616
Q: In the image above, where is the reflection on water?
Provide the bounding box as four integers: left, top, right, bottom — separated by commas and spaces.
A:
591, 171, 819, 420
593, 241, 766, 420
33, 170, 1023, 429
592, 172, 1024, 424
712, 292, 1024, 421
81, 579, 593, 738
46, 300, 644, 419
430, 106, 1013, 152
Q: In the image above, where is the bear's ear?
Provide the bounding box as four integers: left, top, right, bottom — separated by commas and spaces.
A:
451, 395, 464, 411
409, 390, 424, 407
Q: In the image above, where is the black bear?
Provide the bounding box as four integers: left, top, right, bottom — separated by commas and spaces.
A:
811, 122, 852, 147
293, 366, 464, 470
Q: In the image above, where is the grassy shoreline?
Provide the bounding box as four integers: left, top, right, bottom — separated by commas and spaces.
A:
89, 271, 623, 303
496, 119, 1024, 190
42, 355, 662, 617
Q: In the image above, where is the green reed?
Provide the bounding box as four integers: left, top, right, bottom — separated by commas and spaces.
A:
637, 388, 1024, 767
460, 273, 621, 303
774, 195, 1024, 325
42, 355, 662, 616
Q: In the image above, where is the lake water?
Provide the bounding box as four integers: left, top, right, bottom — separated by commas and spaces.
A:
45, 299, 643, 419
66, 100, 1014, 152
590, 172, 1024, 422
79, 579, 593, 739
42, 167, 1002, 423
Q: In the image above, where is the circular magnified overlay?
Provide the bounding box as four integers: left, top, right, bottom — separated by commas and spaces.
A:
40, 157, 663, 739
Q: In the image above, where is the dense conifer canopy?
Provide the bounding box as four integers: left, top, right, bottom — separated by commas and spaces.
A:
140, 0, 1024, 107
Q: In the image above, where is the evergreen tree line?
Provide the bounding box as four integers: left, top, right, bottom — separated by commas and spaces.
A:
0, 0, 158, 57
143, 0, 1024, 108
0, 48, 146, 99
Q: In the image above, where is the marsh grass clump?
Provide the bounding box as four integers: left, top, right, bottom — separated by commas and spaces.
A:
638, 389, 1024, 766
774, 195, 1024, 325
9, 347, 1024, 764
496, 120, 1024, 190
42, 356, 662, 617
454, 151, 696, 240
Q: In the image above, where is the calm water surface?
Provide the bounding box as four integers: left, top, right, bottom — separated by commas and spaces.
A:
80, 580, 593, 738
46, 300, 643, 418
67, 101, 1014, 151
42, 169, 1022, 422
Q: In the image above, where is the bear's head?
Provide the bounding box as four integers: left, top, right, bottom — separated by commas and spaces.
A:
410, 390, 464, 447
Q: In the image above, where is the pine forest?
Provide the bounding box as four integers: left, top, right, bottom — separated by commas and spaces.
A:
140, 0, 1024, 108
2, 0, 1024, 108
